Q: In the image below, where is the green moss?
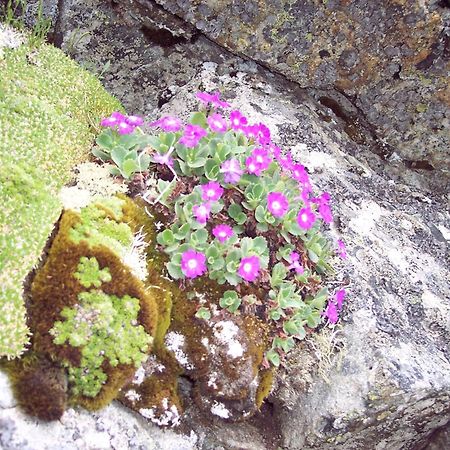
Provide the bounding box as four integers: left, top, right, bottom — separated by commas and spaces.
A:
1, 355, 68, 421
51, 289, 152, 398
0, 37, 122, 359
255, 369, 274, 408
73, 256, 112, 288
20, 198, 159, 411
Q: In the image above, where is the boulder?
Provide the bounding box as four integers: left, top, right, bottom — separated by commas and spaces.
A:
123, 0, 450, 175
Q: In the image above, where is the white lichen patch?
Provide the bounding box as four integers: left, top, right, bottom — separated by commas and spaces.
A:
133, 366, 146, 385
59, 162, 127, 211
165, 332, 194, 370
298, 149, 338, 173
0, 24, 25, 58
207, 372, 218, 389
213, 321, 244, 358
125, 389, 141, 403
123, 228, 148, 281
139, 400, 180, 427
210, 401, 230, 419
348, 200, 384, 235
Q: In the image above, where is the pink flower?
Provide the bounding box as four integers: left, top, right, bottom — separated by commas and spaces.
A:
101, 111, 126, 127
149, 116, 182, 132
315, 192, 332, 224
255, 123, 271, 145
196, 91, 230, 108
125, 115, 144, 127
179, 124, 207, 148
267, 192, 289, 218
229, 110, 248, 130
152, 152, 174, 167
181, 249, 207, 278
297, 208, 316, 230
337, 239, 347, 259
287, 251, 304, 274
323, 301, 338, 324
201, 181, 224, 202
291, 164, 308, 183
207, 113, 228, 133
192, 202, 211, 224
242, 124, 260, 140
273, 148, 294, 171
319, 203, 333, 224
238, 255, 260, 282
117, 121, 135, 135
335, 289, 346, 310
251, 148, 272, 170
212, 224, 234, 243
245, 156, 262, 176
220, 158, 243, 184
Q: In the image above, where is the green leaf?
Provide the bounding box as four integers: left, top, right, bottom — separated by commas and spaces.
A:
173, 223, 190, 240
96, 130, 114, 149
205, 159, 220, 180
109, 166, 121, 176
110, 146, 127, 166
211, 257, 225, 270
256, 222, 268, 232
273, 337, 295, 353
266, 349, 280, 367
187, 157, 207, 168
92, 147, 111, 161
308, 249, 320, 263
224, 272, 240, 286
122, 159, 138, 179
205, 244, 219, 259
309, 287, 328, 309
137, 152, 151, 171
270, 262, 287, 288
157, 229, 175, 246
219, 291, 241, 313
252, 183, 265, 199
191, 229, 208, 244
190, 112, 207, 128
195, 307, 211, 320
283, 320, 300, 335
255, 205, 266, 223
235, 213, 247, 225
166, 262, 183, 279
253, 236, 268, 255
269, 308, 283, 321
228, 203, 243, 220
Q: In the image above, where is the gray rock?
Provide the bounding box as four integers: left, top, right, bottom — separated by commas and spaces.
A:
117, 0, 449, 177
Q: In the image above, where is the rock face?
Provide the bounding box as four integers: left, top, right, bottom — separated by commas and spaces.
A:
3, 1, 450, 449
125, 0, 450, 176
158, 64, 450, 449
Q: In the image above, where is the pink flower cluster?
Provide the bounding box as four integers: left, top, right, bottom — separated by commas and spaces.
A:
179, 124, 207, 148
149, 115, 182, 132
246, 148, 272, 176
101, 112, 144, 135
287, 252, 304, 275
323, 289, 346, 324
197, 91, 230, 109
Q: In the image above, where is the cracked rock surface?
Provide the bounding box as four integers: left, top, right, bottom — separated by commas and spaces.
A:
126, 0, 450, 176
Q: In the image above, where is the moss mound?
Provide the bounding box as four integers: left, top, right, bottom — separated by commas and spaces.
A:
2, 197, 159, 419
0, 37, 122, 358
